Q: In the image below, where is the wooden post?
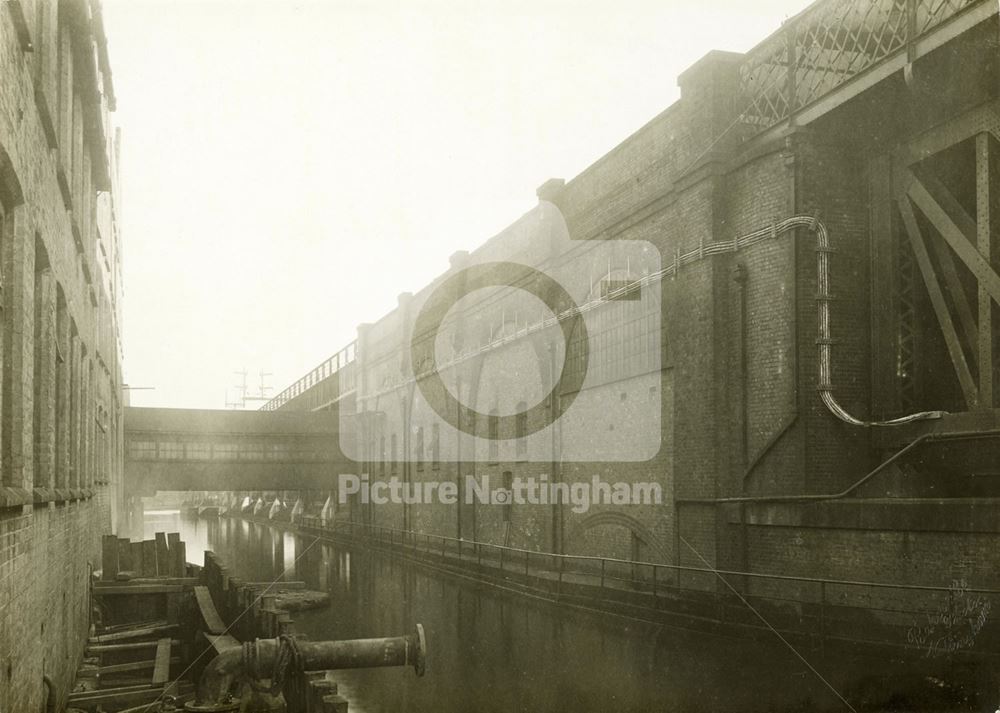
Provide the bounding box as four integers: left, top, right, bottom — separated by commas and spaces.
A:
101, 535, 118, 581
166, 532, 180, 576
154, 532, 168, 577
117, 538, 132, 575
173, 541, 186, 578
141, 540, 157, 577
131, 541, 144, 576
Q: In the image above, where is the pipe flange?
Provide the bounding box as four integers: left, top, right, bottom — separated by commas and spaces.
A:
413, 623, 427, 677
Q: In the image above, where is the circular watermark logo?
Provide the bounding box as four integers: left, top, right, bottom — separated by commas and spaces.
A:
409, 261, 588, 439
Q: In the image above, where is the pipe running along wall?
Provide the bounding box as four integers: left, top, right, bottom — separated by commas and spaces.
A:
406, 215, 942, 428
622, 215, 944, 427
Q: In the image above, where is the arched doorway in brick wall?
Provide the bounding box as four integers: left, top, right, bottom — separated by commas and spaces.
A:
564, 511, 670, 563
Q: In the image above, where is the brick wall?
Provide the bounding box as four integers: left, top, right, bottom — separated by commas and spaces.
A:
0, 2, 123, 710
273, 8, 1000, 612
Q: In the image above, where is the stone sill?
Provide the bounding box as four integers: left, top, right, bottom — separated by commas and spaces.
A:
0, 487, 94, 508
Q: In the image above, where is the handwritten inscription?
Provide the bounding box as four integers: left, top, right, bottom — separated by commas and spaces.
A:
907, 579, 991, 658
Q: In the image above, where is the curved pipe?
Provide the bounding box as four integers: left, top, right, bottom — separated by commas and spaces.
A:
195, 625, 426, 706
677, 428, 1000, 504
42, 675, 56, 713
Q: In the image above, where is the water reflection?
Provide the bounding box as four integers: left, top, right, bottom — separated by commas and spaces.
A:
148, 513, 974, 713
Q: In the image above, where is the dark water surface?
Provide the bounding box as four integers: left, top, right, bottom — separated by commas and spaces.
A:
143, 511, 980, 713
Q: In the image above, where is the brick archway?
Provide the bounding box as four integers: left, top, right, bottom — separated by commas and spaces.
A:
565, 511, 671, 562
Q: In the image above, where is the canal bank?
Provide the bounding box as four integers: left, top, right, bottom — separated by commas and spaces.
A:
157, 511, 994, 712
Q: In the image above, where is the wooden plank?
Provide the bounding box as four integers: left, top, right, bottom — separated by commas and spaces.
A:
131, 541, 144, 576
167, 533, 181, 576
89, 623, 178, 643
152, 638, 171, 684
101, 535, 118, 581
193, 585, 227, 635
95, 577, 198, 588
899, 195, 978, 408
117, 538, 133, 573
247, 580, 307, 590
154, 532, 169, 576
68, 682, 194, 709
87, 639, 180, 655
92, 584, 187, 596
977, 132, 994, 408
97, 656, 180, 675
141, 540, 157, 577
174, 541, 186, 579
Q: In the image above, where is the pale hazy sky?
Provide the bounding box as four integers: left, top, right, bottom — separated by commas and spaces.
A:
103, 0, 807, 410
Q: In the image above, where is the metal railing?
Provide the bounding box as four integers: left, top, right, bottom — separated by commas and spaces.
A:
290, 516, 1000, 656
261, 341, 357, 411
734, 0, 983, 135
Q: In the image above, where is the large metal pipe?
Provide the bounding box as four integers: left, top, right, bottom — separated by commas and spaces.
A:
191, 625, 426, 708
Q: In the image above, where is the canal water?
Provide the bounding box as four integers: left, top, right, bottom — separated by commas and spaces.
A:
144, 511, 980, 713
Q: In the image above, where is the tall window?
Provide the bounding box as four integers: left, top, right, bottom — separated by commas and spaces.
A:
379, 435, 386, 475
488, 409, 499, 462
515, 401, 527, 460
502, 470, 513, 523
390, 434, 398, 474
431, 424, 440, 470
415, 426, 424, 471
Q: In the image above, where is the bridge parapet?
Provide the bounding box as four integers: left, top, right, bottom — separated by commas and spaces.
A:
124, 407, 356, 496
735, 0, 991, 138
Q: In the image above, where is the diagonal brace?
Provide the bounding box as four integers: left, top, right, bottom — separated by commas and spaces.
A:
897, 195, 978, 409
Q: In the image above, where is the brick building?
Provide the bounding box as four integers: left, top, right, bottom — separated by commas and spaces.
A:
0, 1, 124, 710
268, 0, 999, 609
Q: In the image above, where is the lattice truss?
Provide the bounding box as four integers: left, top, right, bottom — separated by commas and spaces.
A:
891, 107, 1000, 411
735, 0, 978, 132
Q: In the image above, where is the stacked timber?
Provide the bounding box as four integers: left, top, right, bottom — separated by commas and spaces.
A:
69, 532, 198, 711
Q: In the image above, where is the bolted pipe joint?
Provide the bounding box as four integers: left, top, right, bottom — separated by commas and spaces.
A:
190, 624, 426, 708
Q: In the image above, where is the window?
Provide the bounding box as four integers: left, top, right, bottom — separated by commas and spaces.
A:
240, 441, 264, 461
515, 402, 527, 460
415, 426, 424, 471
502, 471, 513, 523
267, 442, 291, 461
186, 441, 210, 460
127, 440, 155, 459
488, 409, 499, 462
212, 442, 239, 461
431, 424, 440, 470
390, 434, 398, 474
158, 441, 183, 460
379, 435, 386, 475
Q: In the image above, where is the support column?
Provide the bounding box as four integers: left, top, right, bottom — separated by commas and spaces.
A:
977, 132, 994, 408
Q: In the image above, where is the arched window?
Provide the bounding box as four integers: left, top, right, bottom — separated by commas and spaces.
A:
502, 470, 513, 523
488, 409, 499, 462
515, 401, 527, 460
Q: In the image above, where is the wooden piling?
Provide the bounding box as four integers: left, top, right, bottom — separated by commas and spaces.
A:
141, 540, 157, 577
154, 532, 169, 576
101, 535, 118, 581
